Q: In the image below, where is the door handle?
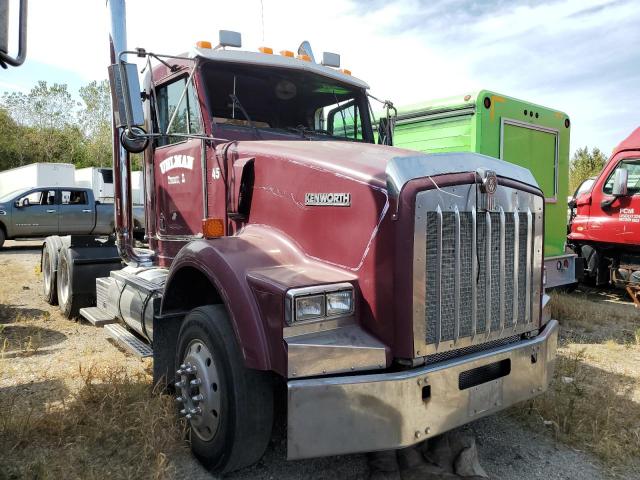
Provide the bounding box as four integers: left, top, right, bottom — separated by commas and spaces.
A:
82, 209, 92, 213
46, 209, 56, 213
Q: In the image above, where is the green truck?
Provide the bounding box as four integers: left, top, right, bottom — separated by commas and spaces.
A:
390, 90, 576, 288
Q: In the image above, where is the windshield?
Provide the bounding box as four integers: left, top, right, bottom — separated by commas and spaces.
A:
201, 61, 374, 143
0, 188, 29, 203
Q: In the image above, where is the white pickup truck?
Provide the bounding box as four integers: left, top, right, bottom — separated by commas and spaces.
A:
0, 186, 144, 248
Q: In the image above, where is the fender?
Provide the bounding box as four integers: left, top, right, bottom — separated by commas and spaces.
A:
161, 225, 357, 376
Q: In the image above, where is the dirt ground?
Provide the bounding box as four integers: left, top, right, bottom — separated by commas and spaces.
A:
1, 240, 639, 480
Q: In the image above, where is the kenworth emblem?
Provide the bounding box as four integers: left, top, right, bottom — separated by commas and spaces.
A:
304, 193, 351, 207
477, 169, 498, 211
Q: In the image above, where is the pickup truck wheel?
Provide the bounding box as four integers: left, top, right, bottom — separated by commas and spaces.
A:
42, 237, 62, 305
175, 305, 273, 474
0, 228, 5, 249
56, 246, 90, 319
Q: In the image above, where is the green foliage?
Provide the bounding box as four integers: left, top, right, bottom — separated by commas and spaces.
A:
569, 146, 608, 193
0, 79, 114, 172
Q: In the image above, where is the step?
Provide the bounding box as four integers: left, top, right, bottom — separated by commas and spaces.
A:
104, 323, 153, 358
79, 307, 118, 327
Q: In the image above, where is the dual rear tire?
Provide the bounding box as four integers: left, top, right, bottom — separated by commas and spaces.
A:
41, 237, 90, 317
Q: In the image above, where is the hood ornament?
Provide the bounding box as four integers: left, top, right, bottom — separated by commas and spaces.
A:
477, 168, 498, 211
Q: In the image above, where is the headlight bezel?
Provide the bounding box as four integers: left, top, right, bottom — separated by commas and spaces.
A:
285, 283, 355, 326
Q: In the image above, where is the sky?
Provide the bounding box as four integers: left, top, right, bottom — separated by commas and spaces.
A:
1, 0, 638, 155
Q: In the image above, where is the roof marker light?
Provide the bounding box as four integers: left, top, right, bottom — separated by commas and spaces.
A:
258, 46, 273, 54
280, 50, 294, 57
196, 40, 212, 49
321, 52, 340, 68
340, 68, 352, 76
296, 54, 311, 62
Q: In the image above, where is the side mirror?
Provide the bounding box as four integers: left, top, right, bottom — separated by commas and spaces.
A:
0, 0, 28, 68
377, 101, 397, 146
567, 198, 577, 209
108, 61, 145, 129
612, 168, 628, 197
16, 197, 29, 207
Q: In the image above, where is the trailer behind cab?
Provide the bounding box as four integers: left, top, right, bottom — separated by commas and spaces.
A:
391, 91, 577, 289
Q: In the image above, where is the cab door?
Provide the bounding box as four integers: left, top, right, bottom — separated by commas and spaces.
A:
59, 189, 95, 234
591, 155, 640, 245
11, 189, 58, 237
152, 74, 204, 262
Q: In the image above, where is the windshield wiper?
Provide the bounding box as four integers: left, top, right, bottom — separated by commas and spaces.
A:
229, 93, 261, 139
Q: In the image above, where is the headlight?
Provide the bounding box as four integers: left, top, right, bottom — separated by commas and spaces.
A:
326, 290, 353, 316
295, 294, 325, 321
286, 283, 354, 325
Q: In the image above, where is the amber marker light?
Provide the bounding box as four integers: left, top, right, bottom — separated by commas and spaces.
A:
258, 46, 273, 54
202, 218, 225, 238
296, 54, 311, 62
340, 68, 352, 75
196, 40, 212, 49
280, 50, 294, 57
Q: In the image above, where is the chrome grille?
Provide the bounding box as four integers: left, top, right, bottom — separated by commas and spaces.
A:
413, 184, 543, 357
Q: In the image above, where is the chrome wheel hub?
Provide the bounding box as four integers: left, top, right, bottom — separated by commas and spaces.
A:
175, 339, 221, 441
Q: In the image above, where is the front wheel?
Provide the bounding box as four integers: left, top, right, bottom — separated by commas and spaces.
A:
175, 305, 274, 474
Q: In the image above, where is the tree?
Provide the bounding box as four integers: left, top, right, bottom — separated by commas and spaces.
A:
1, 81, 82, 163
569, 146, 608, 193
79, 80, 113, 167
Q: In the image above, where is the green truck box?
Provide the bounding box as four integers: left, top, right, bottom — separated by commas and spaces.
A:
391, 90, 576, 288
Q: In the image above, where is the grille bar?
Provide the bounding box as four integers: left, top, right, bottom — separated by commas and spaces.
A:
525, 208, 532, 325
499, 207, 506, 332
454, 207, 461, 344
435, 206, 443, 347
484, 211, 491, 336
471, 208, 477, 338
513, 210, 519, 331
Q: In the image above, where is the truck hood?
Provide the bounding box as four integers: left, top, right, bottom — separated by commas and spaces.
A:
233, 140, 539, 194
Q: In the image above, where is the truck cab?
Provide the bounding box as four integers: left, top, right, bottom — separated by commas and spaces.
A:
568, 127, 640, 286
44, 2, 558, 474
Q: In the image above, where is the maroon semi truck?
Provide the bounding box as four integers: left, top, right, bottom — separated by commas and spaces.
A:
568, 127, 640, 299
40, 0, 558, 473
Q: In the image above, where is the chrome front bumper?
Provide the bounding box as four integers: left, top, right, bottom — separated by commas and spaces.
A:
287, 319, 558, 460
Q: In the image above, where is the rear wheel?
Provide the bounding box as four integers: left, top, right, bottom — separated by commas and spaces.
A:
56, 246, 91, 318
175, 305, 273, 474
42, 237, 62, 305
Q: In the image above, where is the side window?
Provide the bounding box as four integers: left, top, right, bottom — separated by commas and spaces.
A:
18, 190, 44, 206
155, 77, 202, 147
326, 102, 359, 140
61, 190, 88, 205
603, 159, 640, 195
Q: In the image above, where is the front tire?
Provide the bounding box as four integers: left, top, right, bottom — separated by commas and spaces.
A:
175, 305, 274, 474
0, 227, 5, 249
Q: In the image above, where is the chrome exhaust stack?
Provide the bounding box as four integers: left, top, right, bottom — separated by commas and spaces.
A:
107, 0, 154, 267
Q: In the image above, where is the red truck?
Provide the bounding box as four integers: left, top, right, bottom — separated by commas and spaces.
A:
39, 0, 558, 474
568, 127, 640, 294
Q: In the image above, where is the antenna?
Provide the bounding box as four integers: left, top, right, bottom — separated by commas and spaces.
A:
260, 0, 265, 43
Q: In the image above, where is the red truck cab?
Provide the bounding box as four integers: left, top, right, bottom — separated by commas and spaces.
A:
569, 127, 640, 285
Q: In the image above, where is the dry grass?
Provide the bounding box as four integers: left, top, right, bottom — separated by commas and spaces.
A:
0, 365, 187, 480
516, 291, 640, 472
